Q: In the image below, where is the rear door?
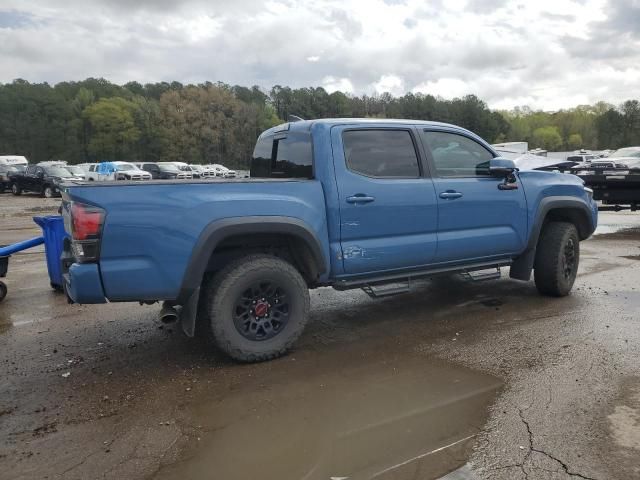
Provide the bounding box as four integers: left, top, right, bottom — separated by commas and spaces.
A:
331, 126, 438, 275
419, 129, 527, 263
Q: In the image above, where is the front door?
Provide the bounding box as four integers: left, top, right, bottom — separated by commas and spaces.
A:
332, 126, 438, 275
419, 129, 528, 263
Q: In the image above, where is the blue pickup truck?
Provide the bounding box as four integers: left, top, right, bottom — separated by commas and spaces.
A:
60, 119, 597, 361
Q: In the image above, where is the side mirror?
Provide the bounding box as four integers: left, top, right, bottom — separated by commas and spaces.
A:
489, 157, 518, 177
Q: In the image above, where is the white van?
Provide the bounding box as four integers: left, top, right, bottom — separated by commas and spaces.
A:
0, 156, 29, 167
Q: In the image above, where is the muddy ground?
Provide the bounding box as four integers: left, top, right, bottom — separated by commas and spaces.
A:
1, 193, 640, 480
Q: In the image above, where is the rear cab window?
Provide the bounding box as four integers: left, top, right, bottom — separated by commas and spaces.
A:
342, 129, 420, 178
251, 129, 313, 179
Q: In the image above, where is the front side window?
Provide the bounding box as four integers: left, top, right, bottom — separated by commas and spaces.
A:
342, 129, 420, 178
421, 130, 493, 177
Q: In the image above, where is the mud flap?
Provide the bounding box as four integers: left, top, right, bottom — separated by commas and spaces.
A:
180, 286, 200, 337
509, 248, 535, 281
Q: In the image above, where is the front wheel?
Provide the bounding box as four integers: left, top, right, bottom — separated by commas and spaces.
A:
534, 222, 579, 297
11, 183, 21, 196
43, 186, 54, 198
0, 281, 6, 302
203, 254, 310, 362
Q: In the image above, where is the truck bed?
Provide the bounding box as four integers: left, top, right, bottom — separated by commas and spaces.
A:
62, 179, 330, 302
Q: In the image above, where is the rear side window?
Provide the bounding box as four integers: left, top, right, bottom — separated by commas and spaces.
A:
342, 129, 420, 178
251, 131, 313, 179
421, 130, 493, 177
567, 156, 583, 162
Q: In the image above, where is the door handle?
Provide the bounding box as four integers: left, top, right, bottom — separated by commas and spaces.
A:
346, 194, 376, 204
439, 191, 463, 199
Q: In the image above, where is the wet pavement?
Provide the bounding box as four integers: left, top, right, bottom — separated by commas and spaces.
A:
1, 194, 640, 479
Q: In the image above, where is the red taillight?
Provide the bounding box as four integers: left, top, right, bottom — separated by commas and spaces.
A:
71, 202, 104, 240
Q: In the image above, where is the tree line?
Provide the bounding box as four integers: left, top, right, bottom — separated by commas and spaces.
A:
1, 78, 639, 168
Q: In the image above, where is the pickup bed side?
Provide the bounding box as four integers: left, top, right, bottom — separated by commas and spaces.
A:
63, 179, 331, 303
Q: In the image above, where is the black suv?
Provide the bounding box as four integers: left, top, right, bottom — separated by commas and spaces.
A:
10, 164, 75, 197
136, 162, 182, 179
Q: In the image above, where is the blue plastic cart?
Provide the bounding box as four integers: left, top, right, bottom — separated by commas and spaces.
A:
0, 215, 67, 302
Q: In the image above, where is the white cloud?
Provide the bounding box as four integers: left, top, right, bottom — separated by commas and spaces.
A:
0, 0, 638, 109
372, 74, 405, 96
322, 76, 354, 93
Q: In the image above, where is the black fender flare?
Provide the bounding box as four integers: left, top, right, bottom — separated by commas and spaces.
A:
176, 216, 327, 305
510, 196, 595, 281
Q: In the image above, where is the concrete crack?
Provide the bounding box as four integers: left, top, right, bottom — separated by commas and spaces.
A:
518, 408, 598, 480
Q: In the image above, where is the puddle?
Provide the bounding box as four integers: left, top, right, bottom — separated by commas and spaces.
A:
608, 381, 640, 450
154, 356, 501, 480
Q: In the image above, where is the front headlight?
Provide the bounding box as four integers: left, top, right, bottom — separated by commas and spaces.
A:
584, 187, 594, 201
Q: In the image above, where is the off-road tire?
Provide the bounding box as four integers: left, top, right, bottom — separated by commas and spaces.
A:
203, 254, 310, 362
11, 183, 21, 196
534, 221, 579, 297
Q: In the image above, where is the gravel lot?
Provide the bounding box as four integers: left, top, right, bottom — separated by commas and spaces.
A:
1, 193, 640, 480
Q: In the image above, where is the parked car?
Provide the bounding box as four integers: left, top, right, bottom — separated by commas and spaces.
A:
566, 153, 598, 163
608, 146, 640, 159
64, 165, 86, 180
60, 118, 597, 362
170, 162, 201, 178
11, 163, 76, 197
206, 164, 237, 177
135, 162, 192, 179
571, 147, 640, 210
189, 164, 217, 178
79, 162, 151, 181
0, 164, 26, 193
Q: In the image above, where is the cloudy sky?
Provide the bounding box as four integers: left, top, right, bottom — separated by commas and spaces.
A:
0, 0, 638, 110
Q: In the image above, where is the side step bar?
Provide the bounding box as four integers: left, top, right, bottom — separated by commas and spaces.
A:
334, 260, 511, 292
461, 267, 501, 282
362, 281, 411, 298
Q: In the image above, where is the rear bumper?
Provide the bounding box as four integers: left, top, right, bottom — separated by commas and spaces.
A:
64, 263, 107, 303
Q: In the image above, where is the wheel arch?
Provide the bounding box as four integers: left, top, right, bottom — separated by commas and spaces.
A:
177, 216, 327, 305
510, 196, 594, 281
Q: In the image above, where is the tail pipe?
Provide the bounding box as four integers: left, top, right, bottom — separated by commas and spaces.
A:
159, 301, 178, 323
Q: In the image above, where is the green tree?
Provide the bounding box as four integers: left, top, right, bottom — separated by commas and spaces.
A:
83, 97, 140, 161
567, 133, 583, 150
532, 126, 563, 150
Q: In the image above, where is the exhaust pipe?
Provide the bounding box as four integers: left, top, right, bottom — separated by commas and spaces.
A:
159, 302, 179, 323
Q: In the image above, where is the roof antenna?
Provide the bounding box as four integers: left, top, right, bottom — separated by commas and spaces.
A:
288, 114, 304, 122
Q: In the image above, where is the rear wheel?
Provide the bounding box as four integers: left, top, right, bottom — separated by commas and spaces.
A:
11, 183, 21, 196
43, 186, 54, 198
534, 222, 579, 297
203, 254, 310, 362
0, 281, 6, 302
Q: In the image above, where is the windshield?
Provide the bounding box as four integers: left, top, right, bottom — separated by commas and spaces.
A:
610, 147, 640, 158
65, 166, 83, 175
116, 163, 136, 171
44, 166, 72, 177
158, 164, 180, 173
